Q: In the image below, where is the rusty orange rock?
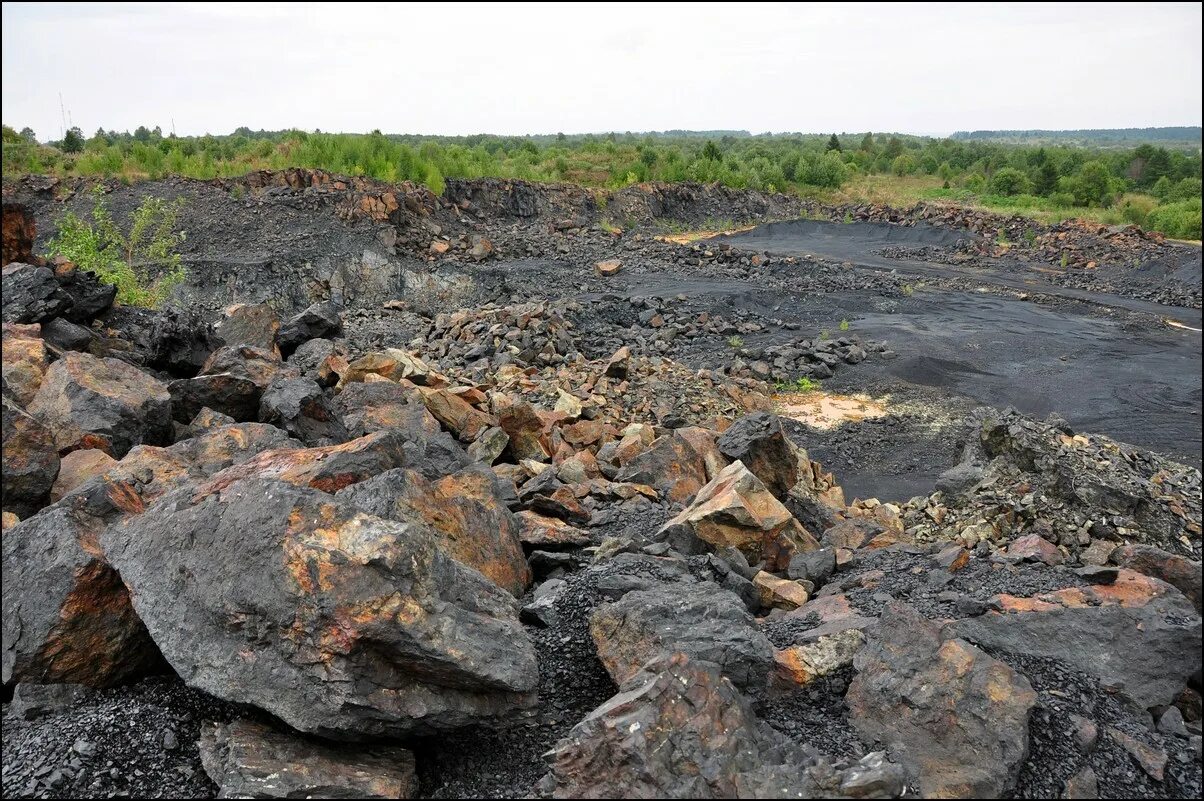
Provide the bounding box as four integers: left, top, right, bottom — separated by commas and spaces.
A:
2, 322, 48, 406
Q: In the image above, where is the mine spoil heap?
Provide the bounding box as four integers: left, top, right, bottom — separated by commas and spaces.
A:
1, 174, 1201, 800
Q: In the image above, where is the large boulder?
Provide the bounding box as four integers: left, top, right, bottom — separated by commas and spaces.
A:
1110, 544, 1201, 612
2, 263, 72, 323
337, 467, 530, 596
102, 477, 538, 737
28, 351, 172, 457
659, 460, 820, 573
846, 602, 1038, 799
169, 345, 298, 422
276, 300, 343, 355
589, 581, 773, 690
2, 396, 60, 515
419, 387, 496, 442
258, 377, 348, 446
199, 719, 416, 799
717, 412, 798, 499
334, 381, 440, 440
2, 495, 161, 688
949, 569, 1202, 710
55, 265, 117, 323
540, 653, 904, 799
212, 302, 280, 353
2, 322, 49, 405
615, 427, 721, 505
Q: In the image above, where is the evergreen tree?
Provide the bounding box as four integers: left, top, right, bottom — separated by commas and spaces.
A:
826, 133, 842, 152
1034, 159, 1059, 196
859, 132, 875, 152
61, 126, 84, 153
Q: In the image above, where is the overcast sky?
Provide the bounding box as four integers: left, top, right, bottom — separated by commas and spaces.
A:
3, 2, 1201, 141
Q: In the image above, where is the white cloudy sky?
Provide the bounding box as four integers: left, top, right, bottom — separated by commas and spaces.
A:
2, 2, 1200, 140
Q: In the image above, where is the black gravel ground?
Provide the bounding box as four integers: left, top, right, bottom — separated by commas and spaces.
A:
1, 677, 243, 799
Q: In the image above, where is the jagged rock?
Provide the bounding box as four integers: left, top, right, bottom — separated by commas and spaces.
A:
102, 477, 538, 738
604, 345, 631, 379
170, 345, 298, 422
495, 395, 550, 462
594, 258, 622, 276
276, 300, 343, 355
2, 496, 162, 688
1006, 533, 1063, 565
1, 511, 17, 529
467, 425, 509, 465
2, 263, 72, 323
2, 322, 48, 405
340, 348, 438, 387
787, 545, 836, 587
419, 387, 495, 442
194, 430, 408, 495
516, 510, 591, 548
1111, 544, 1201, 612
337, 467, 530, 596
2, 203, 35, 267
28, 352, 172, 457
950, 569, 1202, 710
717, 412, 798, 499
540, 653, 904, 799
589, 581, 773, 690
41, 317, 94, 351
846, 602, 1037, 798
772, 629, 865, 688
212, 302, 280, 353
2, 395, 60, 515
659, 460, 819, 573
8, 682, 94, 720
198, 719, 416, 799
334, 380, 439, 439
615, 427, 718, 504
520, 578, 566, 628
189, 407, 237, 431
287, 337, 346, 387
258, 377, 348, 446
752, 571, 810, 610
55, 266, 116, 323
50, 448, 118, 502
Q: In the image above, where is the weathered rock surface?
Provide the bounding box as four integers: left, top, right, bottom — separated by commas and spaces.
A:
2, 395, 60, 515
846, 602, 1037, 799
540, 653, 904, 799
717, 412, 799, 499
659, 460, 819, 572
590, 581, 773, 690
169, 345, 298, 422
212, 302, 280, 353
28, 351, 172, 457
276, 300, 343, 355
337, 466, 531, 596
2, 263, 72, 323
258, 376, 348, 446
615, 427, 719, 504
103, 477, 538, 737
2, 322, 49, 406
199, 718, 416, 799
1111, 543, 1202, 612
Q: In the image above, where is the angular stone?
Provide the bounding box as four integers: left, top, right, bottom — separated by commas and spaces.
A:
516, 511, 591, 548
213, 302, 280, 353
2, 263, 72, 323
659, 460, 819, 573
847, 602, 1037, 799
50, 448, 118, 503
950, 570, 1202, 709
199, 719, 416, 799
590, 581, 773, 690
102, 477, 538, 738
419, 387, 495, 442
1107, 728, 1167, 781
594, 258, 621, 276
29, 352, 172, 457
787, 546, 836, 587
333, 381, 437, 438
2, 396, 60, 515
170, 345, 298, 423
615, 428, 717, 505
258, 377, 348, 446
467, 425, 509, 465
276, 300, 343, 355
2, 498, 162, 688
495, 395, 550, 462
8, 682, 94, 720
1007, 533, 1064, 566
338, 467, 530, 596
753, 571, 810, 610
540, 653, 901, 799
1111, 544, 1201, 612
2, 204, 35, 267
2, 322, 49, 405
1062, 766, 1098, 799
41, 317, 94, 351
717, 412, 799, 499
771, 629, 865, 688
190, 407, 237, 431
340, 348, 437, 387
55, 266, 116, 323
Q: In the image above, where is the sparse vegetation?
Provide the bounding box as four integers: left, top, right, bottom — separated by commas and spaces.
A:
774, 376, 822, 392
46, 186, 187, 308
901, 283, 915, 297
726, 335, 744, 349
839, 319, 850, 331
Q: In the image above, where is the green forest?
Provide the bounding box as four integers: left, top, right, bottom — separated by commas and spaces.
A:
3, 125, 1201, 239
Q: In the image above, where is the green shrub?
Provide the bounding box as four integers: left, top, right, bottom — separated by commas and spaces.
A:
727, 335, 744, 349
989, 167, 1031, 196
1145, 198, 1202, 239
46, 186, 187, 307
839, 318, 850, 331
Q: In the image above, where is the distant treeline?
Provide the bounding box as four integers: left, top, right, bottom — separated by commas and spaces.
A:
2, 124, 1200, 237
951, 127, 1201, 147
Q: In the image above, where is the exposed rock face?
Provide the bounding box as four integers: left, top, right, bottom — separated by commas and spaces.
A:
717, 412, 799, 499
212, 302, 280, 353
615, 427, 719, 504
540, 653, 904, 799
277, 300, 343, 355
28, 352, 172, 457
50, 448, 118, 502
169, 345, 299, 423
846, 602, 1037, 799
2, 203, 36, 266
2, 396, 60, 515
334, 381, 440, 439
589, 582, 773, 690
2, 263, 72, 323
949, 569, 1202, 710
659, 460, 819, 572
1110, 544, 1202, 612
2, 496, 161, 688
198, 719, 416, 799
2, 322, 49, 406
56, 266, 117, 323
337, 467, 531, 596
102, 478, 538, 737
258, 377, 348, 446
